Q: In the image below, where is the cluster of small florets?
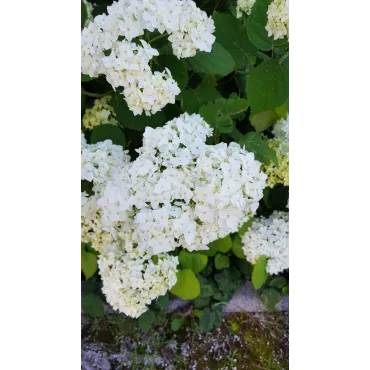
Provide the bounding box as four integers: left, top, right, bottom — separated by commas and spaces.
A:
98, 244, 178, 318
81, 0, 215, 115
242, 211, 289, 275
236, 0, 256, 17
261, 139, 289, 187
81, 113, 267, 316
265, 0, 289, 40
272, 114, 289, 155
82, 96, 118, 130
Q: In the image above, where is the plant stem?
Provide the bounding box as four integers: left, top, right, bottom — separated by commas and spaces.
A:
81, 89, 114, 98
150, 33, 168, 44
279, 51, 289, 64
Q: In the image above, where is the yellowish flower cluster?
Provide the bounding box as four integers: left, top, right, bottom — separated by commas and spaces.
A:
82, 96, 118, 130
262, 139, 289, 187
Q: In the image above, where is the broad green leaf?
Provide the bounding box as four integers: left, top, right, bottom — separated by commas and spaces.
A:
199, 308, 213, 332
214, 254, 230, 270
81, 249, 98, 280
261, 288, 282, 311
171, 317, 186, 332
235, 259, 252, 279
90, 125, 126, 148
82, 294, 105, 317
252, 256, 268, 290
170, 269, 200, 300
282, 284, 289, 294
199, 284, 214, 298
213, 12, 257, 69
247, 59, 289, 115
180, 81, 221, 113
202, 240, 219, 257
157, 55, 188, 91
263, 187, 273, 208
187, 42, 235, 76
138, 309, 156, 332
194, 296, 211, 309
239, 132, 278, 166
81, 1, 87, 29
246, 0, 289, 52
212, 235, 233, 253
250, 110, 279, 133
153, 293, 169, 312
269, 276, 287, 289
212, 306, 223, 328
81, 74, 93, 82
199, 97, 249, 133
179, 250, 208, 274
193, 309, 203, 318
214, 267, 243, 301
81, 93, 86, 113
275, 102, 289, 119
232, 234, 246, 259
238, 217, 254, 237
112, 93, 166, 131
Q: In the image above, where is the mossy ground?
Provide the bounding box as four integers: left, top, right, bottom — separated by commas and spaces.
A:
81, 312, 288, 370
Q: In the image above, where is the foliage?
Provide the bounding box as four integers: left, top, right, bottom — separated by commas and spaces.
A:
81, 0, 289, 329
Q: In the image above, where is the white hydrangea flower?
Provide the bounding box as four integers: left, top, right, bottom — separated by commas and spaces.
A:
98, 244, 178, 318
92, 113, 267, 255
272, 114, 289, 155
242, 211, 289, 275
82, 96, 118, 130
81, 0, 215, 115
236, 0, 256, 18
265, 0, 289, 41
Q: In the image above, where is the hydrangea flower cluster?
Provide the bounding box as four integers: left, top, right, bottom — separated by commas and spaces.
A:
98, 244, 178, 318
81, 113, 267, 317
261, 139, 289, 187
81, 0, 215, 115
265, 0, 289, 41
272, 114, 289, 155
236, 0, 256, 18
242, 211, 289, 275
82, 96, 118, 130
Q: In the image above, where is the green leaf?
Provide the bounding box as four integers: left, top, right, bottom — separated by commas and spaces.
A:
235, 259, 252, 279
157, 55, 188, 91
81, 249, 98, 280
81, 1, 87, 29
203, 240, 219, 257
187, 42, 235, 76
194, 296, 211, 309
263, 187, 273, 208
112, 93, 166, 131
90, 125, 126, 148
81, 74, 93, 82
282, 284, 289, 294
82, 294, 105, 318
180, 81, 221, 114
170, 269, 201, 300
138, 309, 156, 332
153, 293, 169, 312
179, 251, 208, 274
212, 235, 233, 253
261, 288, 281, 311
213, 12, 257, 69
199, 308, 214, 332
232, 234, 246, 259
193, 309, 204, 318
171, 317, 186, 332
269, 276, 287, 289
214, 254, 230, 270
199, 97, 249, 133
238, 218, 254, 237
252, 256, 268, 290
214, 267, 243, 301
246, 0, 289, 52
239, 132, 278, 166
247, 58, 289, 115
250, 110, 278, 133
